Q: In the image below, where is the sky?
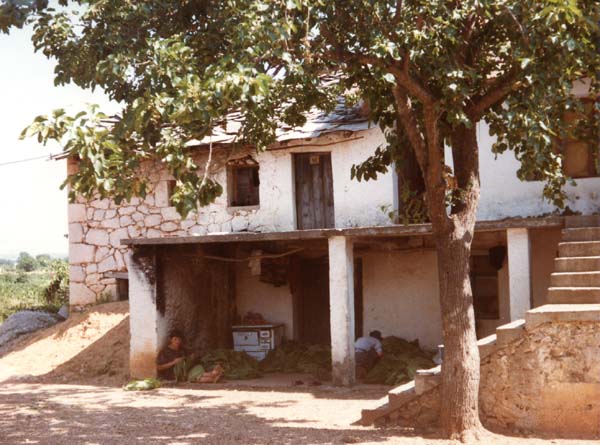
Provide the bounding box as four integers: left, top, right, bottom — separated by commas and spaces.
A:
0, 25, 113, 259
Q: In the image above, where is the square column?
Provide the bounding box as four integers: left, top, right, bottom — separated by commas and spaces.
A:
328, 236, 355, 386
507, 228, 532, 320
127, 247, 162, 378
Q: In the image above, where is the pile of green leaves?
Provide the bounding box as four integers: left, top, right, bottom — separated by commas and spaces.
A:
260, 341, 332, 379
200, 349, 261, 380
364, 337, 435, 386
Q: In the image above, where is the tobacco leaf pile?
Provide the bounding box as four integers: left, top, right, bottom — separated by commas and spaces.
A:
260, 341, 332, 379
200, 349, 262, 380
261, 337, 434, 386
364, 337, 435, 386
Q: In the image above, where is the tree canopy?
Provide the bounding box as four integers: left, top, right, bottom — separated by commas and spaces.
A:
11, 0, 599, 218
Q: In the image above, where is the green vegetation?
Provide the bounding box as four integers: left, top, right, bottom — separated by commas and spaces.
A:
0, 255, 69, 323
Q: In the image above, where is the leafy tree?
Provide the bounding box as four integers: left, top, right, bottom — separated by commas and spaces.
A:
35, 253, 52, 269
0, 0, 50, 33
8, 0, 600, 439
16, 251, 38, 272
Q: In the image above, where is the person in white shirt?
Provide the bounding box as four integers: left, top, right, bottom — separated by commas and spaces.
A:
355, 330, 384, 378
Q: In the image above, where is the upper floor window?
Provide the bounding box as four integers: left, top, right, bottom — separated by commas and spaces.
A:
560, 99, 600, 179
228, 157, 260, 207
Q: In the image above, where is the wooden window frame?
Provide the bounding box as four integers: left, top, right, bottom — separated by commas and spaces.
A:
227, 158, 260, 208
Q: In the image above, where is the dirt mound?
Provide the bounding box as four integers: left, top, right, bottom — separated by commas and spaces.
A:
0, 301, 130, 386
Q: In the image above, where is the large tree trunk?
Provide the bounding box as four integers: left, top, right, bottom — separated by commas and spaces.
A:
429, 125, 483, 439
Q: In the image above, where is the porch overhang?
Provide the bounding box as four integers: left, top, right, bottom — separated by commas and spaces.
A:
121, 216, 564, 247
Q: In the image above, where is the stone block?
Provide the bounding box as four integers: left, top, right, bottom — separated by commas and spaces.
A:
232, 215, 249, 232
127, 225, 142, 238
137, 205, 149, 215
86, 208, 95, 220
98, 255, 117, 273
93, 209, 106, 221
86, 229, 109, 246
190, 225, 207, 236
69, 265, 85, 282
120, 215, 133, 226
144, 214, 162, 227
68, 223, 84, 243
110, 228, 129, 247
161, 207, 181, 221
181, 219, 196, 230
68, 204, 87, 222
115, 250, 127, 270
90, 199, 109, 210
119, 206, 136, 216
147, 229, 162, 238
70, 244, 95, 264
100, 217, 120, 229
160, 222, 179, 232
95, 246, 111, 262
105, 209, 117, 219
155, 181, 169, 207
86, 264, 97, 274
70, 282, 96, 305
132, 212, 144, 222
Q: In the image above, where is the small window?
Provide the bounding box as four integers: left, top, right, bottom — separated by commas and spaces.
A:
560, 100, 600, 179
228, 158, 260, 207
167, 180, 177, 206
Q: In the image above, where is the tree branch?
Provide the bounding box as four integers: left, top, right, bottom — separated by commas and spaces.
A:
467, 67, 521, 120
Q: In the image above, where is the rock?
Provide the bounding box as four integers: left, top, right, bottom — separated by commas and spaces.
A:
101, 217, 120, 229
119, 215, 133, 226
69, 265, 85, 282
232, 215, 249, 232
57, 305, 69, 319
147, 229, 162, 238
161, 207, 181, 221
68, 223, 84, 243
109, 228, 129, 247
70, 244, 95, 264
132, 212, 144, 222
0, 311, 62, 347
98, 256, 117, 273
68, 204, 87, 222
70, 282, 96, 305
86, 229, 109, 246
90, 199, 110, 210
95, 246, 111, 263
160, 222, 179, 232
144, 214, 162, 227
93, 210, 106, 221
119, 206, 136, 216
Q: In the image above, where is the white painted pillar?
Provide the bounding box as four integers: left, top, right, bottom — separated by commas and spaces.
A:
328, 236, 356, 386
127, 249, 162, 378
507, 228, 532, 320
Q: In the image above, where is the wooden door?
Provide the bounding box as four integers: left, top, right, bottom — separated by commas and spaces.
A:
294, 153, 335, 230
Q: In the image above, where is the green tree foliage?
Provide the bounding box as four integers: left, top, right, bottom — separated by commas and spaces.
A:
16, 251, 38, 272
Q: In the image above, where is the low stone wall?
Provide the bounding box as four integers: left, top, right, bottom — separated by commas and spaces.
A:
480, 320, 600, 437
386, 320, 600, 438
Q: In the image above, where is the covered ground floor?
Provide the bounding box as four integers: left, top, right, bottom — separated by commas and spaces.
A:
124, 217, 564, 385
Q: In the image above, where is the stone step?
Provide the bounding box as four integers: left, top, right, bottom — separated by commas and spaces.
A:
496, 319, 526, 346
526, 303, 600, 329
559, 241, 600, 258
554, 256, 600, 272
547, 287, 600, 304
358, 397, 395, 426
562, 227, 600, 242
388, 380, 417, 408
551, 271, 600, 287
565, 215, 600, 228
477, 333, 497, 359
414, 366, 441, 395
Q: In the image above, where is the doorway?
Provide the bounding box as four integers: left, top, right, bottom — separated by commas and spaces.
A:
294, 153, 335, 230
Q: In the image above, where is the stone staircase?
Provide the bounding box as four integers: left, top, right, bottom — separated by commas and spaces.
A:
359, 215, 600, 427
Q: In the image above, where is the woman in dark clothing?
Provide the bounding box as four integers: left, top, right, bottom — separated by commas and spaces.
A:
156, 331, 185, 380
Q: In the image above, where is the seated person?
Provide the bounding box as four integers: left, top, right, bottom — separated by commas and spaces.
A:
156, 330, 185, 381
355, 330, 384, 378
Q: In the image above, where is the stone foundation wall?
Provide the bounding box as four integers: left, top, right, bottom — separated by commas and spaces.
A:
387, 321, 600, 438
480, 321, 600, 437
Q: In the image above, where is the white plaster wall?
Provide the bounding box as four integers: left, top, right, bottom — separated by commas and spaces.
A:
234, 262, 294, 339
361, 250, 442, 350
477, 122, 600, 220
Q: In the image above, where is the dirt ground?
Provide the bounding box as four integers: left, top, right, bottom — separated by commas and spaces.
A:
1, 302, 599, 444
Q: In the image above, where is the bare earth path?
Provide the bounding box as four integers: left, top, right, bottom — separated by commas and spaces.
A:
0, 382, 599, 445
